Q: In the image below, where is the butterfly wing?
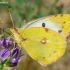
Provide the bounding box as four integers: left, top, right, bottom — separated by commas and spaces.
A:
48, 14, 70, 38
10, 27, 66, 65
21, 14, 70, 39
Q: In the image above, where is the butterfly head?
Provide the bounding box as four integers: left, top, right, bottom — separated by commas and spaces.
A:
10, 28, 22, 44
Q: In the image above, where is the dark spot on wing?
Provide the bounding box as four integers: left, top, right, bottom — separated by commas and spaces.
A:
45, 28, 49, 32
42, 23, 45, 27
43, 57, 45, 59
63, 22, 66, 24
22, 38, 27, 41
62, 26, 64, 28
58, 30, 62, 33
66, 34, 70, 40
61, 14, 63, 17
54, 51, 56, 53
62, 22, 66, 28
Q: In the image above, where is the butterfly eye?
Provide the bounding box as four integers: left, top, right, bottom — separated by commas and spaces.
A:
42, 23, 45, 27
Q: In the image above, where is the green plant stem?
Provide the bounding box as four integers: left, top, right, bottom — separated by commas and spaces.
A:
0, 64, 4, 70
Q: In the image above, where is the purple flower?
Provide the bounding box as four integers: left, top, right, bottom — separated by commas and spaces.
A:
12, 47, 19, 58
0, 38, 13, 48
10, 47, 24, 67
10, 58, 20, 66
0, 49, 10, 63
0, 38, 24, 67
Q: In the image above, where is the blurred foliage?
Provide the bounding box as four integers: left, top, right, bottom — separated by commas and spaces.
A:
0, 0, 70, 70
0, 0, 66, 28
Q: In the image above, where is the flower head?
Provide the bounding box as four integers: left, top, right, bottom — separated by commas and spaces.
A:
10, 47, 24, 67
0, 38, 24, 67
10, 58, 20, 66
0, 38, 13, 48
0, 49, 10, 63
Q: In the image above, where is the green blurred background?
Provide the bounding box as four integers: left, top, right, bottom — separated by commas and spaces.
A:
0, 0, 70, 70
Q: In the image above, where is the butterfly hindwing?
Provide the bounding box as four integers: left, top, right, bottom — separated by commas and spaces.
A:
10, 27, 66, 65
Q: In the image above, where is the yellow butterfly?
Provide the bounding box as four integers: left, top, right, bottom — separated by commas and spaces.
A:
10, 27, 66, 66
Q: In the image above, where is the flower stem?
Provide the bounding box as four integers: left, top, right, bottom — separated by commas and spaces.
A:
0, 64, 4, 70
0, 59, 7, 70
